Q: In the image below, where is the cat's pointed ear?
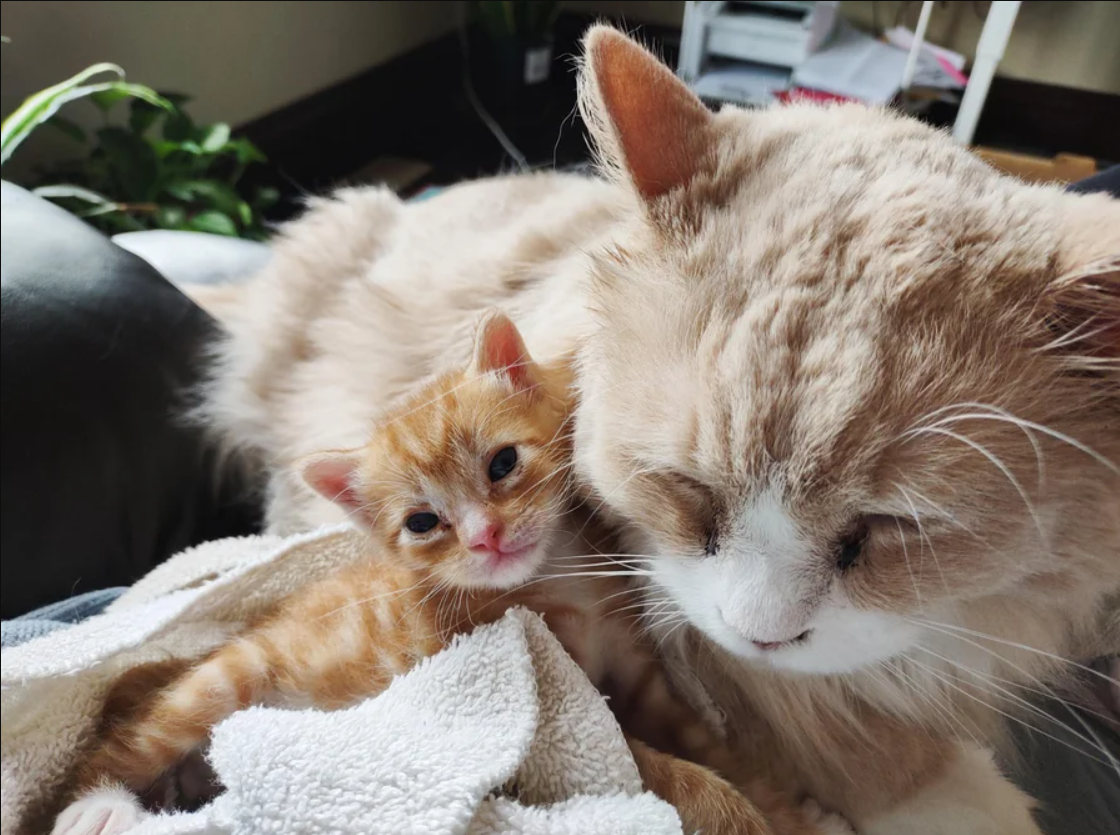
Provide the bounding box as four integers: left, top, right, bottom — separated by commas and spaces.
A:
1044, 254, 1120, 366
300, 451, 367, 521
471, 309, 537, 392
1044, 197, 1120, 369
579, 25, 715, 200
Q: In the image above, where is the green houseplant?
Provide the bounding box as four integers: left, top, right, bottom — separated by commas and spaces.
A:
1, 63, 275, 239
470, 1, 561, 109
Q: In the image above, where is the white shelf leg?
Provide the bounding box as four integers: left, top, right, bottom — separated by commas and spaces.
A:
952, 0, 1022, 146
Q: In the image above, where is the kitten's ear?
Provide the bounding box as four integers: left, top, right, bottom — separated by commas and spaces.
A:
579, 25, 716, 200
300, 451, 367, 522
471, 309, 537, 391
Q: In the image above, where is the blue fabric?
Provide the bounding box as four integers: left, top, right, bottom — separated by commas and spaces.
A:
408, 186, 445, 203
1, 587, 125, 648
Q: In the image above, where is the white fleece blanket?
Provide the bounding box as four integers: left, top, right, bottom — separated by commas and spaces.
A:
0, 526, 682, 835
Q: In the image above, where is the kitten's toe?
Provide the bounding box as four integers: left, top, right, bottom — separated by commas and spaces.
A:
801, 799, 856, 835
51, 786, 146, 835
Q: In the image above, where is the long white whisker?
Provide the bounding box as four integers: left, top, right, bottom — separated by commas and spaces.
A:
906, 656, 1115, 769
912, 617, 1118, 686
912, 643, 1120, 775
905, 426, 1047, 544
917, 402, 1117, 475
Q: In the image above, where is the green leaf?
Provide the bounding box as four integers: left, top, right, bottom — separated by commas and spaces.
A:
164, 178, 241, 215
187, 210, 237, 236
90, 82, 173, 113
200, 123, 231, 153
33, 184, 123, 219
156, 205, 187, 228
163, 109, 194, 142
129, 98, 163, 135
1, 63, 123, 165
227, 136, 267, 164
48, 116, 87, 143
97, 126, 159, 201
151, 139, 182, 158
33, 183, 117, 206
252, 186, 280, 209
237, 200, 253, 226
89, 87, 129, 112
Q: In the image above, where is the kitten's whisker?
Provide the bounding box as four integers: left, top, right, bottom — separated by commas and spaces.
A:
316, 578, 426, 621
570, 463, 660, 542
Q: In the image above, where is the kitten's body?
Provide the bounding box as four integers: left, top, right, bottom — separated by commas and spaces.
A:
179, 28, 1119, 834
61, 314, 834, 835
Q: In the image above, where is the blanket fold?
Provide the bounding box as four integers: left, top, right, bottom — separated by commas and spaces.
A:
0, 527, 682, 835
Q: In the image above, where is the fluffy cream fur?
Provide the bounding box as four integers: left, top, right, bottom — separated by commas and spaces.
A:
200, 25, 1118, 835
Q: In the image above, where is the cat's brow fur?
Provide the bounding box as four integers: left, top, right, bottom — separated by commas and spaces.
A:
182, 24, 1119, 835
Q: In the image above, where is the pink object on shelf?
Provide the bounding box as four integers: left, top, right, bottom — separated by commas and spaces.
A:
774, 88, 859, 105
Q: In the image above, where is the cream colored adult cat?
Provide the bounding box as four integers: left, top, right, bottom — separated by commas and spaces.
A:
198, 25, 1117, 835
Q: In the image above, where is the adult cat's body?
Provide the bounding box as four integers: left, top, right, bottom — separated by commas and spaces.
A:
196, 27, 1118, 834
206, 172, 624, 533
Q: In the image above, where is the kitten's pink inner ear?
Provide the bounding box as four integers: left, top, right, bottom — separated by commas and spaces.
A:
301, 453, 364, 516
585, 27, 714, 199
475, 311, 534, 390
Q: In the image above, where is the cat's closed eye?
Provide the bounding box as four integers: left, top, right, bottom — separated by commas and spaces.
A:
834, 514, 917, 571
834, 520, 869, 571
488, 446, 518, 482
405, 512, 440, 534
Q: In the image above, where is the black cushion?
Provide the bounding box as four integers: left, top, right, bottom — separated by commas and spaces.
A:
1, 181, 258, 618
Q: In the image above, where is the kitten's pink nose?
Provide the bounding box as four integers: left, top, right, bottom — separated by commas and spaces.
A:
467, 520, 505, 553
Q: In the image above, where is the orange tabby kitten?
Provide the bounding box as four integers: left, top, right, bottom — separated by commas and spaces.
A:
55, 311, 843, 835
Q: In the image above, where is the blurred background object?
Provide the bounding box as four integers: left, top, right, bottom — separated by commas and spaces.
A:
2, 1, 1117, 229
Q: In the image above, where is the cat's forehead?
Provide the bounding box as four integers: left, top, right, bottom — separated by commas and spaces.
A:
368, 372, 541, 482
589, 110, 1065, 501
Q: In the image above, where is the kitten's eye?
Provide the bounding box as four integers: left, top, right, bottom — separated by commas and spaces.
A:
835, 519, 870, 571
488, 446, 518, 482
405, 512, 440, 534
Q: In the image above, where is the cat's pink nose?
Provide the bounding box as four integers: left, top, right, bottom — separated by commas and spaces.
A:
467, 520, 505, 553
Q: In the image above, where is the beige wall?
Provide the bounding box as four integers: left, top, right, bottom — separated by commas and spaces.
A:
570, 0, 1120, 94
842, 1, 1120, 94
1, 0, 457, 176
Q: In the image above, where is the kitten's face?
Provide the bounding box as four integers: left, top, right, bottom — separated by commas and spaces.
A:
574, 33, 1120, 675
304, 312, 573, 591
358, 364, 570, 589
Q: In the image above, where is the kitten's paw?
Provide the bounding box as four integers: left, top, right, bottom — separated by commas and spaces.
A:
51, 786, 146, 835
801, 799, 856, 835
